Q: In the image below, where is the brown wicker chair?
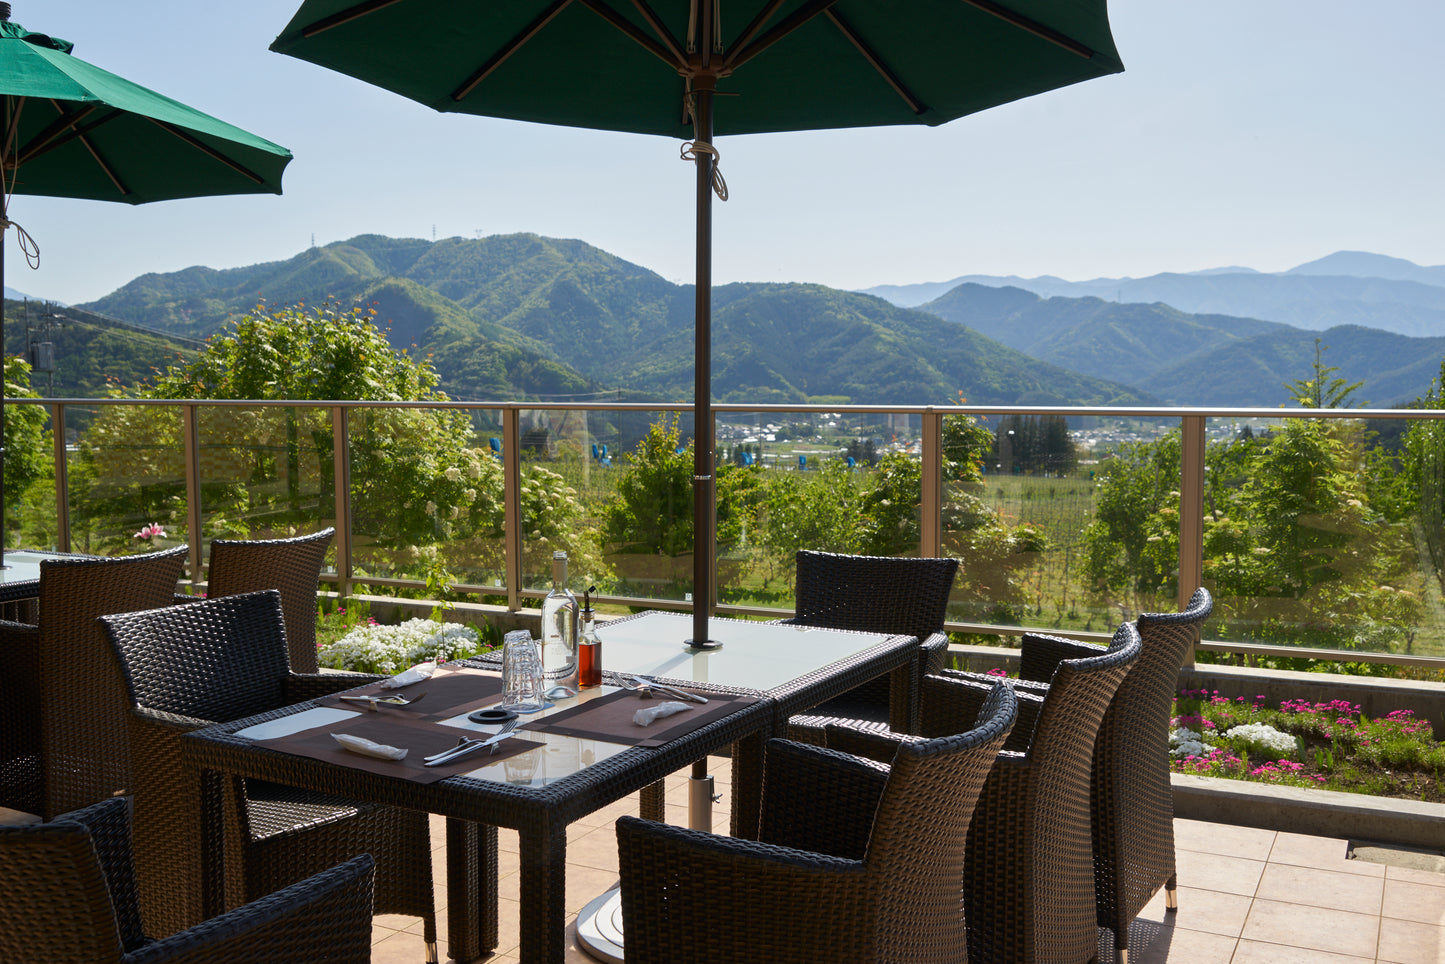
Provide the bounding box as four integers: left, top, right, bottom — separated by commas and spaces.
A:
907, 621, 1142, 964
781, 550, 959, 743
616, 681, 1016, 964
0, 795, 375, 964
204, 527, 335, 674
99, 590, 437, 959
0, 547, 188, 819
1013, 589, 1213, 963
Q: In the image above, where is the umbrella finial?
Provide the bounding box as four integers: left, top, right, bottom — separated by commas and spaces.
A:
0, 4, 12, 22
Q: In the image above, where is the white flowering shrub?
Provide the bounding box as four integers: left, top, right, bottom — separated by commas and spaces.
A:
318, 618, 485, 674
1223, 722, 1299, 758
1169, 727, 1215, 759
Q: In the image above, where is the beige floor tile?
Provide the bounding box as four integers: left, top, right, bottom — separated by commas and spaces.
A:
1379, 916, 1445, 963
371, 928, 443, 964
1268, 831, 1359, 872
1111, 924, 1237, 964
1231, 938, 1374, 963
1174, 818, 1277, 860
1136, 885, 1253, 938
1240, 898, 1381, 959
1388, 863, 1445, 887
1384, 878, 1445, 925
1255, 862, 1385, 916
567, 825, 623, 873
1174, 848, 1267, 897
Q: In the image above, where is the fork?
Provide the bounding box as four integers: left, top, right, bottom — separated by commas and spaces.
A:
423, 717, 519, 763
339, 691, 427, 712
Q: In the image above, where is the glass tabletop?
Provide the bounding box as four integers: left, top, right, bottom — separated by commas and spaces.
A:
595, 611, 894, 692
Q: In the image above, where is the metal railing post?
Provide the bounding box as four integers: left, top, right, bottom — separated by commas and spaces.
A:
331, 406, 353, 598
182, 403, 203, 586
1179, 413, 1206, 665
920, 409, 943, 558
503, 407, 523, 611
50, 402, 69, 552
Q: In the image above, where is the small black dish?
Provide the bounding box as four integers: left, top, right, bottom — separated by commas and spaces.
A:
468, 707, 517, 725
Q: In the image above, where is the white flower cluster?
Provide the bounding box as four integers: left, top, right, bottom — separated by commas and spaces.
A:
318, 618, 484, 674
1169, 727, 1214, 759
1223, 722, 1297, 756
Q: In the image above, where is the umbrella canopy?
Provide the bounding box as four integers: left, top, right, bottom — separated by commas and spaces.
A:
0, 4, 293, 558
271, 0, 1123, 647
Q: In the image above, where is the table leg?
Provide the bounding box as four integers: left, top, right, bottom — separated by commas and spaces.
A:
639, 779, 665, 822
518, 823, 568, 964
446, 818, 498, 962
729, 731, 767, 840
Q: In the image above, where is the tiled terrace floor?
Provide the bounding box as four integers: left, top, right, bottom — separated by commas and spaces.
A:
368, 755, 1445, 964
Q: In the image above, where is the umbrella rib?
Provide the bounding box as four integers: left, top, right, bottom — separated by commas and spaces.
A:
627, 0, 687, 67
724, 0, 837, 72
452, 0, 578, 102
75, 131, 130, 197
576, 0, 686, 69
724, 0, 789, 65
17, 104, 117, 166
149, 118, 267, 186
958, 0, 1097, 59
298, 0, 408, 38
824, 9, 926, 115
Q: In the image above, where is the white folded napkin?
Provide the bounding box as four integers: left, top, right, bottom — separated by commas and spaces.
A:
380, 660, 436, 689
331, 733, 408, 760
633, 701, 692, 727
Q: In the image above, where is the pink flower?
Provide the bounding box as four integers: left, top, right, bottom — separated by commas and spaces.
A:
132, 522, 167, 541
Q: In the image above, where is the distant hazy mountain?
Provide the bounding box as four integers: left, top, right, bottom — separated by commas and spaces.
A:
862, 252, 1445, 338
78, 234, 1155, 408
918, 284, 1445, 406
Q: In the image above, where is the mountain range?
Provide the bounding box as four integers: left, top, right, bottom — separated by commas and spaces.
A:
15, 235, 1441, 409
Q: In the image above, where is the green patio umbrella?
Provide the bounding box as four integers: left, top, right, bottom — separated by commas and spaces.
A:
271, 0, 1123, 648
0, 3, 293, 561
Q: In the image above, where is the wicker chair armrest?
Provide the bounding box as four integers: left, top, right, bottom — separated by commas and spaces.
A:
133, 704, 214, 733
760, 738, 891, 859
0, 618, 39, 640
918, 670, 997, 734
172, 592, 205, 605
920, 631, 950, 675
1017, 633, 1107, 684
126, 854, 376, 964
820, 723, 910, 762
56, 797, 148, 951
616, 816, 867, 964
282, 672, 383, 703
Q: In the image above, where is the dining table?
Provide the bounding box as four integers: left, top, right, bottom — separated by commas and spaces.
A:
180, 611, 919, 964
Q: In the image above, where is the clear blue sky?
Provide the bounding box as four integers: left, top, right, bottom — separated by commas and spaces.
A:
10, 0, 1445, 305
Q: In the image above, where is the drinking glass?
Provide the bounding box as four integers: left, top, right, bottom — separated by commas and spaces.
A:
501, 630, 546, 712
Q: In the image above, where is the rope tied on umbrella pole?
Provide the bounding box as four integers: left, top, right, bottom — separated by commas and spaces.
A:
0, 216, 39, 270
680, 140, 727, 202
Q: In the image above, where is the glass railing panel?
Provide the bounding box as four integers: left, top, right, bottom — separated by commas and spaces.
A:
712, 408, 919, 609
1191, 412, 1442, 659
64, 401, 187, 557
194, 404, 333, 562
346, 404, 508, 595
7, 401, 59, 552
522, 406, 684, 601
939, 409, 1110, 631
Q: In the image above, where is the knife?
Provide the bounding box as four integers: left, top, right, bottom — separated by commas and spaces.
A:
423, 729, 523, 767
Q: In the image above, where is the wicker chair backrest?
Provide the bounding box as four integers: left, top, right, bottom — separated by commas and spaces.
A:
101, 590, 291, 723
39, 547, 189, 817
866, 682, 1016, 962
0, 797, 142, 964
791, 550, 958, 642
206, 528, 334, 674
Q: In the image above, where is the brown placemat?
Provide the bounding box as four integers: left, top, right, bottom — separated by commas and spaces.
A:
319, 665, 504, 719
258, 712, 543, 784
521, 688, 759, 747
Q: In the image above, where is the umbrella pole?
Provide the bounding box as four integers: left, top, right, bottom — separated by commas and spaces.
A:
687, 83, 718, 649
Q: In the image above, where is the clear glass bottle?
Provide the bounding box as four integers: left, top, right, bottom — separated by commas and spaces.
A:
578, 592, 601, 688
540, 550, 578, 698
